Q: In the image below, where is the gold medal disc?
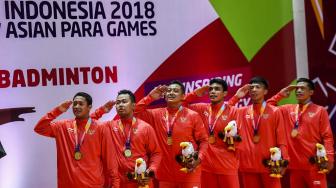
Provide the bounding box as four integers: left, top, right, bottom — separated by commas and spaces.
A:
74, 151, 82, 160
124, 149, 132, 157
167, 137, 173, 145
253, 134, 260, 143
209, 135, 216, 144
291, 129, 299, 138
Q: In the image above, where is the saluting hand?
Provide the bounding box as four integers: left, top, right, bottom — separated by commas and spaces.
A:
58, 100, 72, 112
235, 84, 250, 99
280, 85, 297, 98
149, 85, 167, 100
103, 100, 115, 113
194, 85, 209, 97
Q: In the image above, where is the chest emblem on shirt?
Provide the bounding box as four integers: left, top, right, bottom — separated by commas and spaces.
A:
113, 127, 119, 132
87, 129, 95, 135
204, 111, 209, 117
308, 112, 315, 118
133, 128, 138, 134
262, 114, 269, 119
245, 114, 250, 119
67, 128, 74, 133
180, 117, 187, 123
221, 115, 228, 121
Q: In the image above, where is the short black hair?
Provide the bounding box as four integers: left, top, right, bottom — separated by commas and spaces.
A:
169, 80, 185, 94
118, 89, 136, 103
210, 78, 228, 91
249, 76, 269, 89
73, 92, 92, 105
297, 78, 315, 90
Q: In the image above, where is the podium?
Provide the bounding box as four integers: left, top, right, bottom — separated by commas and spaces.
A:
0, 141, 6, 159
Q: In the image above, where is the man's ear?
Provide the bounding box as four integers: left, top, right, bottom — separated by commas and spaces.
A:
264, 89, 268, 95
88, 105, 92, 110
309, 90, 314, 96
223, 91, 228, 96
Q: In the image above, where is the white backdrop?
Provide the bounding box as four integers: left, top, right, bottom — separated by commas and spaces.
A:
0, 1, 218, 187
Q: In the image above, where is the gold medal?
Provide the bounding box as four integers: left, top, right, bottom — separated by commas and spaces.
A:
291, 129, 299, 138
253, 134, 260, 143
124, 149, 132, 157
74, 151, 82, 160
167, 136, 173, 145
209, 135, 216, 144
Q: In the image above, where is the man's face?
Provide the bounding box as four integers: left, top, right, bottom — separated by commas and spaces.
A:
72, 96, 91, 119
209, 83, 227, 104
295, 82, 313, 103
115, 94, 134, 118
165, 84, 185, 104
249, 83, 268, 103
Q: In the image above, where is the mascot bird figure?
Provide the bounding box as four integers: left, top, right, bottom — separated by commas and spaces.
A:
263, 147, 288, 178
218, 120, 241, 151
309, 143, 329, 174
175, 142, 198, 173
126, 158, 154, 188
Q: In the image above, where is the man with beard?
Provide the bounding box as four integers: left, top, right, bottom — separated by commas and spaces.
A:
267, 78, 334, 188
182, 78, 249, 188
93, 90, 162, 188
34, 92, 119, 188
135, 80, 208, 188
236, 77, 289, 188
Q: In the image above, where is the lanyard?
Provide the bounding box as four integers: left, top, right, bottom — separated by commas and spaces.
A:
165, 106, 183, 136
118, 117, 137, 149
74, 118, 92, 151
249, 101, 266, 135
208, 102, 226, 134
294, 102, 311, 129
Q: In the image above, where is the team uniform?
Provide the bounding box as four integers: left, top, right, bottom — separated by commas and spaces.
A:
236, 102, 289, 188
134, 95, 208, 188
268, 93, 334, 188
34, 107, 119, 188
184, 92, 240, 188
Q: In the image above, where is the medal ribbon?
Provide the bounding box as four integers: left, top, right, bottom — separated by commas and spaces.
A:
250, 101, 266, 135
294, 102, 311, 129
118, 117, 137, 149
165, 105, 183, 137
74, 118, 92, 152
208, 102, 226, 135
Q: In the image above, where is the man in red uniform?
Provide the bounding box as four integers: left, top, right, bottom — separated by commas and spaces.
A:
267, 78, 334, 188
237, 77, 289, 188
183, 78, 249, 188
34, 92, 119, 188
93, 90, 162, 188
135, 80, 208, 188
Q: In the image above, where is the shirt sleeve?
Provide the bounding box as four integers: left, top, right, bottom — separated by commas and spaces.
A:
319, 109, 334, 162
34, 107, 63, 138
227, 95, 240, 106
101, 123, 120, 188
274, 109, 289, 161
145, 126, 162, 173
267, 92, 285, 106
90, 106, 106, 120
134, 95, 156, 126
192, 113, 208, 161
